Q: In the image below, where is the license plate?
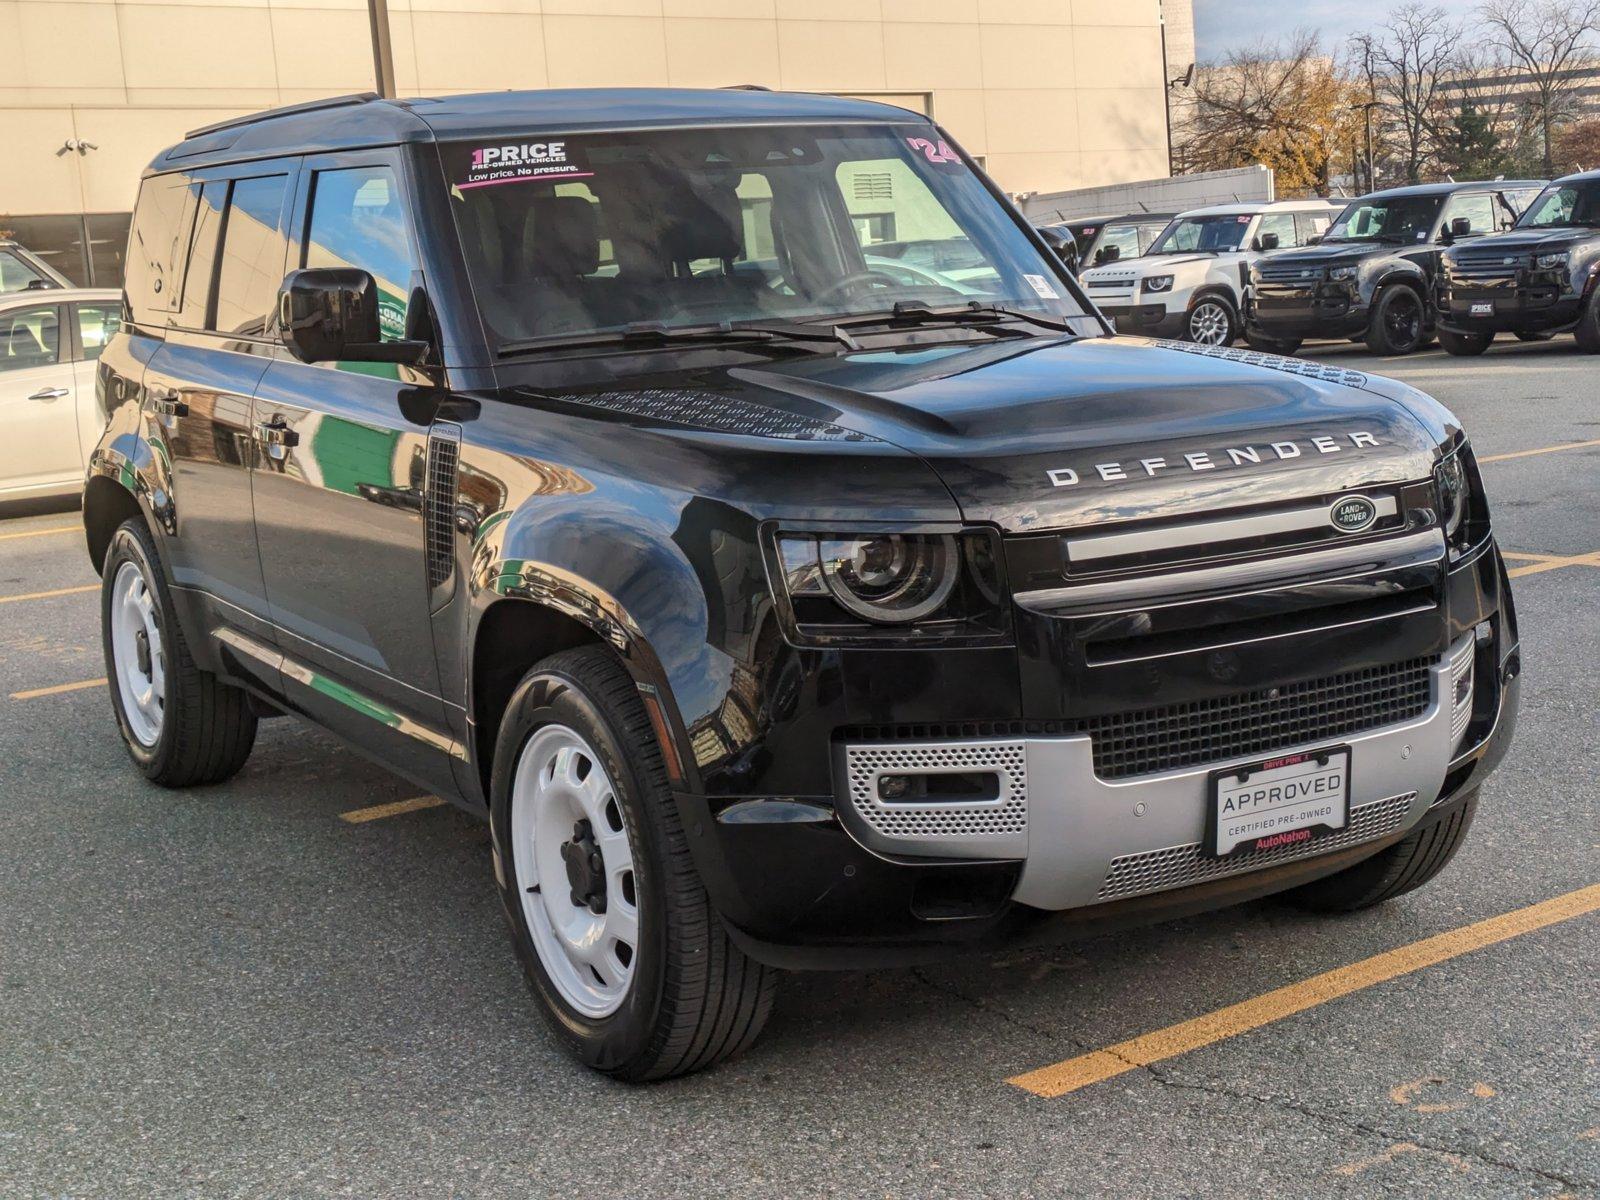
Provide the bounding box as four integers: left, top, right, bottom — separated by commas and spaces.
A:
1470, 301, 1494, 316
1207, 748, 1350, 858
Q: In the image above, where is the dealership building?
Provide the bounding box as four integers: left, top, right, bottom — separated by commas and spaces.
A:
0, 0, 1190, 287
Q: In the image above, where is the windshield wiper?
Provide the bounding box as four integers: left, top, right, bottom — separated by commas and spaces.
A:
825, 300, 1079, 336
499, 319, 859, 358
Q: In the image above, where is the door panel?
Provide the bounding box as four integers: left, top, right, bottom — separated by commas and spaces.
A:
0, 303, 80, 495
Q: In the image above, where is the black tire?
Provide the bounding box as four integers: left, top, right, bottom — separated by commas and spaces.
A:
100, 518, 257, 786
489, 645, 777, 1082
1244, 330, 1302, 356
1365, 285, 1426, 355
1514, 330, 1553, 342
1283, 791, 1478, 913
1438, 328, 1493, 356
1575, 298, 1600, 353
1184, 294, 1237, 346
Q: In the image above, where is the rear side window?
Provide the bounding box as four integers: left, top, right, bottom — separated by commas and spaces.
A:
178, 180, 227, 328
304, 166, 415, 341
213, 175, 290, 337
0, 304, 61, 371
124, 176, 194, 323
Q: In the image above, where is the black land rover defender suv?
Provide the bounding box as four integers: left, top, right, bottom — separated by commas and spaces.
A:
85, 89, 1520, 1081
1437, 170, 1600, 355
1245, 180, 1543, 357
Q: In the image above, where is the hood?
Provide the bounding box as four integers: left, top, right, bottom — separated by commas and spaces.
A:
1447, 228, 1597, 257
712, 336, 1445, 532
1262, 241, 1394, 268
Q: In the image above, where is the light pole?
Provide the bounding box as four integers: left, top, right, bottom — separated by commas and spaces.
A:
367, 0, 397, 99
1359, 101, 1382, 193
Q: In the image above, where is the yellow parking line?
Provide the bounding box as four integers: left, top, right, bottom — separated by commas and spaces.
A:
1506, 550, 1600, 579
10, 677, 106, 701
0, 525, 79, 542
340, 795, 446, 824
1478, 438, 1600, 464
1006, 882, 1600, 1099
0, 584, 98, 605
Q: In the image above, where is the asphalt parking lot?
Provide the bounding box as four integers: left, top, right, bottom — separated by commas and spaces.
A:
2, 337, 1597, 1199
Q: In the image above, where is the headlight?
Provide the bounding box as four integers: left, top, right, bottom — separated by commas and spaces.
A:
1535, 252, 1568, 269
1434, 447, 1489, 558
1142, 275, 1175, 293
1436, 453, 1467, 541
1328, 265, 1358, 281
771, 529, 1009, 644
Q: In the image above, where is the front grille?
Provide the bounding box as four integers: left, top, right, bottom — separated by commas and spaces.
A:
1077, 658, 1434, 779
425, 426, 461, 591
1448, 254, 1523, 284
1096, 792, 1415, 900
1255, 260, 1322, 283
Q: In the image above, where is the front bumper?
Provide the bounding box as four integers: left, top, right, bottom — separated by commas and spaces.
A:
1100, 303, 1187, 339
1437, 286, 1583, 335
1247, 289, 1370, 339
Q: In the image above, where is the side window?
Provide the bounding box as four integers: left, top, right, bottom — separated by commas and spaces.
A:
1296, 213, 1331, 243
1256, 212, 1299, 249
0, 249, 53, 293
213, 174, 289, 337
178, 180, 227, 328
0, 304, 62, 371
1441, 193, 1495, 237
75, 303, 123, 362
304, 166, 416, 341
124, 176, 195, 322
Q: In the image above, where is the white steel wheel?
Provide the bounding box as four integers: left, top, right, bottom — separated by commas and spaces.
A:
109, 559, 166, 747
1187, 298, 1233, 345
510, 723, 640, 1019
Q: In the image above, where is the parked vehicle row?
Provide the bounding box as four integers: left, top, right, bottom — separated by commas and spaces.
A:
79, 89, 1516, 1082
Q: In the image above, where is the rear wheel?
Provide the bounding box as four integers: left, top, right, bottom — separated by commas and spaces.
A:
101, 518, 257, 786
1185, 295, 1236, 346
1284, 792, 1478, 913
490, 645, 777, 1081
1365, 285, 1425, 355
1439, 328, 1493, 356
1244, 330, 1302, 356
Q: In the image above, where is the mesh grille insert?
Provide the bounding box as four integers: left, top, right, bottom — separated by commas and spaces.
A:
425, 430, 460, 591
843, 741, 1027, 843
1098, 792, 1416, 901
1075, 659, 1433, 780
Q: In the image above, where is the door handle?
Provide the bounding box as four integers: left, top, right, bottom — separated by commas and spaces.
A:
150, 396, 189, 418
28, 387, 69, 401
255, 418, 300, 451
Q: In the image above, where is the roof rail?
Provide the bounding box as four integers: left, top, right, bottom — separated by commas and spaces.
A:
185, 92, 382, 141
721, 83, 773, 91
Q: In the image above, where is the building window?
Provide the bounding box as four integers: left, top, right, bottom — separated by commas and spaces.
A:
0, 213, 132, 287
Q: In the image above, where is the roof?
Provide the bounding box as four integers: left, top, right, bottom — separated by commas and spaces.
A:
149, 87, 934, 174
1554, 168, 1600, 184
1177, 199, 1344, 217
0, 286, 119, 305
1351, 180, 1545, 201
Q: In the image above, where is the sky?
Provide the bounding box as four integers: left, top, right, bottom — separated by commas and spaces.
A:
1192, 0, 1486, 63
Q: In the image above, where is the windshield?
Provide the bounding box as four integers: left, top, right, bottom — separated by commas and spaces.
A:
1515, 181, 1600, 229
1086, 220, 1164, 263
0, 249, 55, 293
440, 125, 1084, 347
1148, 214, 1254, 254
1326, 195, 1443, 243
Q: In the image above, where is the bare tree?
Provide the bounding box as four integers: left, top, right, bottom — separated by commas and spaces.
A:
1349, 5, 1462, 183
1176, 31, 1360, 194
1480, 0, 1600, 175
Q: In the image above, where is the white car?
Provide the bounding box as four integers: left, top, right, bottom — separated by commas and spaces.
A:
1078, 200, 1344, 345
0, 288, 122, 503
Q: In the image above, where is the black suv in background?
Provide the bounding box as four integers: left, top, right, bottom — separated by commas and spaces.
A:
1436, 170, 1600, 355
1245, 181, 1543, 356
85, 88, 1519, 1082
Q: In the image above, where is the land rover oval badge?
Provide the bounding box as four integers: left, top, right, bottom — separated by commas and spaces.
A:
1329, 494, 1378, 533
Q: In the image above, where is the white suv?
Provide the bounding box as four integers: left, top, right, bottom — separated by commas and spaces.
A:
1079, 200, 1343, 345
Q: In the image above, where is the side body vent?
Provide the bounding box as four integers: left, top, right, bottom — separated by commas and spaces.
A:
426, 423, 462, 594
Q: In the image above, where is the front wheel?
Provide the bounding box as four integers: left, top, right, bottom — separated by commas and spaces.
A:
1184, 295, 1237, 346
1283, 791, 1478, 913
1365, 285, 1426, 355
1439, 328, 1493, 356
490, 646, 777, 1081
101, 518, 258, 786
1575, 297, 1600, 353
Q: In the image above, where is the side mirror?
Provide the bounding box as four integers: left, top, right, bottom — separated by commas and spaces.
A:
1306, 234, 1323, 246
1442, 216, 1473, 244
1097, 245, 1120, 264
278, 268, 428, 366
1258, 232, 1280, 251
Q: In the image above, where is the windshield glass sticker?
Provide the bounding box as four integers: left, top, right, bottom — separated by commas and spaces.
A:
454, 141, 592, 191
905, 136, 963, 171
1023, 273, 1060, 300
